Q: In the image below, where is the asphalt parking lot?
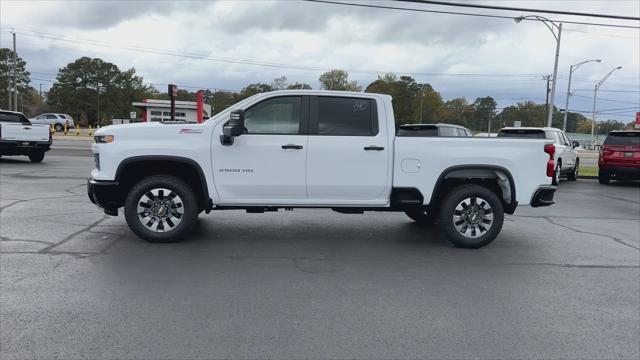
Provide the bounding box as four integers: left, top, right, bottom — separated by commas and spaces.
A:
1, 142, 639, 359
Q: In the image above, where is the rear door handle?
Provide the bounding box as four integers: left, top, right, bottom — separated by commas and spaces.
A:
282, 144, 303, 150
364, 145, 384, 151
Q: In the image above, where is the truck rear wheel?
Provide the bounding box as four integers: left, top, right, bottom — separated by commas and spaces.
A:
28, 151, 45, 163
124, 175, 198, 243
437, 185, 504, 249
405, 210, 437, 227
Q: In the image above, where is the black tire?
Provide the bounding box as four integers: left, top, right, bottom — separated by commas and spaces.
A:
124, 175, 198, 243
405, 209, 437, 227
598, 169, 610, 185
54, 123, 64, 132
437, 184, 504, 249
28, 151, 45, 163
552, 161, 561, 185
567, 159, 579, 181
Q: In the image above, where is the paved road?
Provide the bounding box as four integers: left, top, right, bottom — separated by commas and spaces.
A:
1, 153, 639, 359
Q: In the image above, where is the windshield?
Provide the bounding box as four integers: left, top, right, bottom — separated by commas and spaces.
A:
604, 132, 640, 145
0, 112, 30, 124
497, 129, 546, 139
205, 93, 263, 123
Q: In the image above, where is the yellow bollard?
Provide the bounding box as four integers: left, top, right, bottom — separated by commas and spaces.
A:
88, 125, 93, 137
50, 123, 55, 134
64, 123, 68, 135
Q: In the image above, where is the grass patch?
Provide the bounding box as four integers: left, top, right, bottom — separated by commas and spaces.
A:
579, 165, 598, 177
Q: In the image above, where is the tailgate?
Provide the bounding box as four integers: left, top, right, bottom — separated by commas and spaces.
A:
1, 123, 50, 142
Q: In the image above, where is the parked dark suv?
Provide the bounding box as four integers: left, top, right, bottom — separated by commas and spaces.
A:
598, 130, 640, 184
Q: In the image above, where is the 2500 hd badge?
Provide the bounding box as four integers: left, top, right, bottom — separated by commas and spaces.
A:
219, 168, 254, 173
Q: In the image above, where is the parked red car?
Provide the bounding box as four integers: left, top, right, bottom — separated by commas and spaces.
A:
598, 130, 640, 184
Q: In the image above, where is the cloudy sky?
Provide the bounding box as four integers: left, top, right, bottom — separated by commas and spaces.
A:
1, 0, 638, 122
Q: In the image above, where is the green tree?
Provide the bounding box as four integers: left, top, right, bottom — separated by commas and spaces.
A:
0, 48, 39, 115
239, 83, 273, 98
286, 82, 312, 90
47, 57, 152, 125
319, 69, 361, 91
365, 73, 443, 126
471, 96, 497, 132
441, 97, 473, 127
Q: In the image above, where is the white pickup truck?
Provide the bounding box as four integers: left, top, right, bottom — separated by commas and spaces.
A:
88, 90, 556, 248
0, 110, 52, 162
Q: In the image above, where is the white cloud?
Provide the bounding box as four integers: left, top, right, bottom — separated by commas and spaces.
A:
1, 0, 638, 121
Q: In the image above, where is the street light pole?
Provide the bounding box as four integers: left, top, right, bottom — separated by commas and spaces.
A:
563, 59, 601, 132
591, 66, 622, 149
514, 15, 562, 128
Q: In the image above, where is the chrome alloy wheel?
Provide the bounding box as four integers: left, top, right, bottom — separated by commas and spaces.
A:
453, 197, 494, 238
136, 188, 184, 232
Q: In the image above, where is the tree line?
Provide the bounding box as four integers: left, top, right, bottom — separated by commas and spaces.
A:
0, 50, 634, 133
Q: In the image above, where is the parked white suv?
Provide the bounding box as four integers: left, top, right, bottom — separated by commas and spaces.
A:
30, 113, 75, 132
497, 127, 579, 184
88, 90, 557, 248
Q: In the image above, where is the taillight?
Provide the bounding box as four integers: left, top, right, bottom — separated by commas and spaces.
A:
602, 145, 614, 156
544, 143, 555, 178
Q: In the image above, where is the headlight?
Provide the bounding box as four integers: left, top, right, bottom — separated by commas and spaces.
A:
94, 135, 114, 143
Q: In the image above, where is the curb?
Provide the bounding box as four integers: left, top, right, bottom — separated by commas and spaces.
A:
53, 136, 93, 141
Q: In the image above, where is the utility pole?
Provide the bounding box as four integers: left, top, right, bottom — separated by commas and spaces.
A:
97, 83, 100, 126
419, 96, 423, 123
543, 75, 551, 126
39, 83, 43, 98
12, 30, 17, 112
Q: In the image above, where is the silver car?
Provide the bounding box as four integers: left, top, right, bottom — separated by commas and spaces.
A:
30, 113, 75, 132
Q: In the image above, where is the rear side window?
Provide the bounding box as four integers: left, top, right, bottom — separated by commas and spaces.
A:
0, 113, 27, 123
46, 114, 57, 119
439, 127, 458, 137
397, 125, 438, 137
315, 97, 376, 136
604, 132, 640, 145
497, 129, 546, 139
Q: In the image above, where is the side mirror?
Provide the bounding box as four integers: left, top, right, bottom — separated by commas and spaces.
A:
572, 141, 580, 149
220, 109, 245, 145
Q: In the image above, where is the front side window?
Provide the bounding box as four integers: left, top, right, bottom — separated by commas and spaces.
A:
316, 97, 374, 136
244, 96, 302, 134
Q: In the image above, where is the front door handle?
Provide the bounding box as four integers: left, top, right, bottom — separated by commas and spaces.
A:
282, 144, 303, 150
364, 145, 384, 151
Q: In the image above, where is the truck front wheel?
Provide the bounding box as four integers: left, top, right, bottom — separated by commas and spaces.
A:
124, 175, 198, 243
437, 185, 504, 249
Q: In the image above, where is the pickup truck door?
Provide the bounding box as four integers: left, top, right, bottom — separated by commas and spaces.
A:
305, 96, 390, 204
211, 96, 309, 203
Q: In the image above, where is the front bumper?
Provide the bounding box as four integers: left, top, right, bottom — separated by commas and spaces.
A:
87, 178, 124, 216
530, 185, 556, 207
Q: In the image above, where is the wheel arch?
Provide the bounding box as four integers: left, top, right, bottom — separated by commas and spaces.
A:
115, 155, 211, 211
429, 165, 517, 214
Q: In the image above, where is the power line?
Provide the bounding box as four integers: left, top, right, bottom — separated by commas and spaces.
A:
303, 0, 640, 29
572, 94, 639, 105
397, 0, 640, 21
573, 88, 640, 93
15, 29, 548, 78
